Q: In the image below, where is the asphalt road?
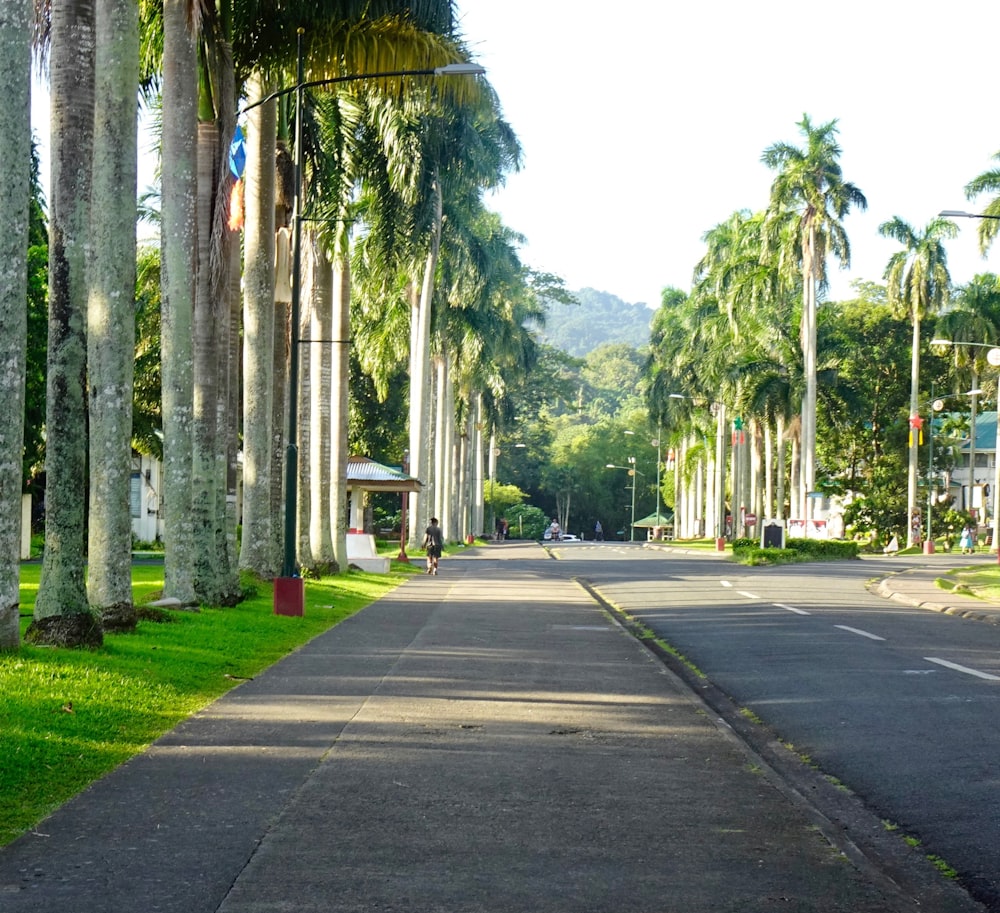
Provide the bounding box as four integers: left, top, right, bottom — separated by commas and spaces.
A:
551, 545, 1000, 911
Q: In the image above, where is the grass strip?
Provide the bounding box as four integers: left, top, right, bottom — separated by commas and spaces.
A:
1, 562, 410, 846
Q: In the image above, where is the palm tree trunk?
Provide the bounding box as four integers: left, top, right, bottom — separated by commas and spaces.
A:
907, 313, 921, 548
270, 226, 292, 571
776, 415, 787, 520
159, 0, 197, 605
472, 395, 485, 535
87, 0, 138, 631
31, 0, 100, 646
408, 180, 441, 547
306, 231, 334, 567
191, 119, 235, 604
239, 74, 277, 576
801, 228, 818, 526
0, 0, 31, 649
329, 237, 350, 572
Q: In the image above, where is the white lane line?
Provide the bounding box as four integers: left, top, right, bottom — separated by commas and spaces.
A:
720, 581, 732, 587
924, 657, 1000, 681
774, 603, 810, 616
835, 625, 886, 641
737, 591, 761, 600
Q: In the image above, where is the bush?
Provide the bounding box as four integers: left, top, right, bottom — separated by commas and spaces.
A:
503, 504, 547, 540
732, 536, 859, 566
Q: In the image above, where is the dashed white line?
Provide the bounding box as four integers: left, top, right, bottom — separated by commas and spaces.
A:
720, 581, 732, 588
924, 657, 1000, 681
774, 603, 810, 616
737, 591, 761, 600
835, 625, 886, 641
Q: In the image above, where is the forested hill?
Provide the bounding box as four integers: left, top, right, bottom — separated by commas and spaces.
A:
539, 287, 654, 357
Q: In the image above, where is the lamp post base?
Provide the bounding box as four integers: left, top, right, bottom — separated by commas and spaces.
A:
274, 577, 304, 616
923, 540, 935, 555
715, 537, 726, 551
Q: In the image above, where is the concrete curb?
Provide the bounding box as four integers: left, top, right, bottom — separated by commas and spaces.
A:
870, 573, 1000, 626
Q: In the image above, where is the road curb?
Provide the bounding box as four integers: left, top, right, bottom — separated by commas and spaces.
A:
871, 574, 1000, 626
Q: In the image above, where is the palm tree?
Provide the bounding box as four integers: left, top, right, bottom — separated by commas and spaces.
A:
0, 0, 31, 649
87, 0, 139, 631
964, 153, 1000, 254
879, 215, 958, 547
762, 115, 866, 523
158, 0, 199, 605
238, 74, 279, 576
29, 0, 101, 646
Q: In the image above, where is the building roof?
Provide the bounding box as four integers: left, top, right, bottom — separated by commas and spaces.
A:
346, 456, 422, 493
959, 412, 998, 452
632, 510, 674, 528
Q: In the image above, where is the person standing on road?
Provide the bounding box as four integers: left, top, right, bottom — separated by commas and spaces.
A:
595, 520, 604, 541
423, 517, 443, 575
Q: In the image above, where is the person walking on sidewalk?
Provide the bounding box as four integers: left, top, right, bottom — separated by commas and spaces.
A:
423, 517, 443, 575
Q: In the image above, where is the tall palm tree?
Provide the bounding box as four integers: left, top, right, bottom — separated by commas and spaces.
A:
879, 215, 957, 547
158, 0, 199, 605
29, 0, 101, 646
762, 115, 866, 523
964, 152, 1000, 255
87, 0, 139, 631
0, 0, 31, 649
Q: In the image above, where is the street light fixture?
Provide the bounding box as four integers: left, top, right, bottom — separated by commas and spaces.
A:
916, 389, 980, 551
264, 30, 485, 615
606, 461, 643, 542
938, 210, 1000, 220
930, 337, 1000, 562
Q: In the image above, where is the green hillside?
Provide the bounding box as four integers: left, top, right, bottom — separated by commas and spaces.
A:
539, 287, 653, 357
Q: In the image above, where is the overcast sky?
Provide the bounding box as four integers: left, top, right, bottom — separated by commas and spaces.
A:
455, 0, 1000, 308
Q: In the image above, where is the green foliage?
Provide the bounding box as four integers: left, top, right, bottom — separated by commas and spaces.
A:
2, 563, 405, 846
484, 481, 526, 517
133, 245, 163, 458
503, 503, 547, 540
732, 537, 859, 565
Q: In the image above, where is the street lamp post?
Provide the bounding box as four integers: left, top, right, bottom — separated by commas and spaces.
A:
606, 462, 643, 542
932, 335, 1000, 561
254, 33, 485, 614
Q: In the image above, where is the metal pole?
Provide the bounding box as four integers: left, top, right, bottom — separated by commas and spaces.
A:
927, 403, 933, 548
282, 28, 305, 580
629, 460, 636, 542
654, 425, 662, 531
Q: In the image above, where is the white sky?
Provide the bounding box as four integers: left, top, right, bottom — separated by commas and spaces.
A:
455, 0, 1000, 307
30, 3, 1000, 310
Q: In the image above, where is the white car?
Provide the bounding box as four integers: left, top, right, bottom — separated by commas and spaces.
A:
544, 530, 580, 542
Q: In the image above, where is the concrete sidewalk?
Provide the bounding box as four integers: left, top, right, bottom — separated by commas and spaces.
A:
871, 555, 1000, 625
0, 544, 983, 912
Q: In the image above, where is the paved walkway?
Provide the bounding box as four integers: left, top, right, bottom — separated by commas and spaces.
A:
0, 543, 986, 912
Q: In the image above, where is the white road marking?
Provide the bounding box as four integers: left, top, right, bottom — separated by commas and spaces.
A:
774, 603, 810, 615
737, 591, 761, 600
924, 657, 1000, 681
835, 625, 886, 641
720, 581, 732, 587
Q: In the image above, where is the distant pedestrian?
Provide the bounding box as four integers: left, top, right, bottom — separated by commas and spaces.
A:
423, 517, 443, 575
595, 520, 604, 541
549, 518, 561, 542
960, 524, 975, 555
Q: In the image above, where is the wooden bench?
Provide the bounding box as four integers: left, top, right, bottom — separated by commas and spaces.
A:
346, 533, 391, 573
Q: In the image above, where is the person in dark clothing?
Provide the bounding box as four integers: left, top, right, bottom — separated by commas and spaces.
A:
423, 517, 443, 575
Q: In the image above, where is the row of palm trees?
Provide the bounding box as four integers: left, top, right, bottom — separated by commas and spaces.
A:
0, 0, 544, 649
647, 115, 1000, 545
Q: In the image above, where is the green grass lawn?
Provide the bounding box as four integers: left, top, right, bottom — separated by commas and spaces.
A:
940, 565, 1000, 602
0, 561, 412, 847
